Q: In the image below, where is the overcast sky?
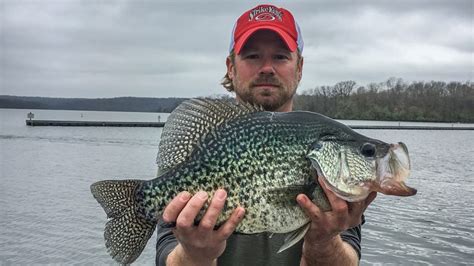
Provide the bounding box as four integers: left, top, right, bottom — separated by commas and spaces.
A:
1, 0, 472, 98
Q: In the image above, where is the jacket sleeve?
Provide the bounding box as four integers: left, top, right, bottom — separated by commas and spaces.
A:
155, 218, 178, 266
339, 215, 365, 260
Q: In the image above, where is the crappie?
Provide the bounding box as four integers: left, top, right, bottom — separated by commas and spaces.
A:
91, 98, 417, 264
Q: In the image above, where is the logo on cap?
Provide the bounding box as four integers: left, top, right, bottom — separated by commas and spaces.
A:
249, 6, 283, 21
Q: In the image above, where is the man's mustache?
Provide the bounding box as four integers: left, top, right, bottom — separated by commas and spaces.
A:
250, 76, 282, 87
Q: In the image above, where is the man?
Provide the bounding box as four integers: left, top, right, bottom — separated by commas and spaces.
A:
156, 4, 376, 265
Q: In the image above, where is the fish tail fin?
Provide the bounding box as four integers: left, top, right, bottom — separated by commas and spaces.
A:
91, 179, 156, 264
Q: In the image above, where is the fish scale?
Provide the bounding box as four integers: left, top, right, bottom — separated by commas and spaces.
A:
91, 98, 416, 264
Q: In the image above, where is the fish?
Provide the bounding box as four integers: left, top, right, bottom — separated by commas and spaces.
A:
90, 98, 417, 264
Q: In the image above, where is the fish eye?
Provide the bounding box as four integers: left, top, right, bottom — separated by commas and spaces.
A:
360, 143, 376, 158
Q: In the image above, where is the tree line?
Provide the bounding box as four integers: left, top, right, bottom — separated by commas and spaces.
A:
294, 78, 473, 123
2, 79, 472, 122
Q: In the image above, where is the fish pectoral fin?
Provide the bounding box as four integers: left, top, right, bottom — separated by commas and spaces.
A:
266, 185, 306, 205
267, 181, 332, 212
277, 223, 311, 253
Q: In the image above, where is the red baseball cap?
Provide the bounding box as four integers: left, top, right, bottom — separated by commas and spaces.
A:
229, 4, 303, 54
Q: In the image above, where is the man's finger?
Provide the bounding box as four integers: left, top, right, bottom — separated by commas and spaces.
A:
176, 191, 208, 228
296, 194, 322, 221
217, 207, 245, 240
162, 191, 191, 223
199, 189, 227, 231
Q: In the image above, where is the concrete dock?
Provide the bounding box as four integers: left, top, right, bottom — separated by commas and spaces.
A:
26, 120, 165, 127
25, 120, 473, 130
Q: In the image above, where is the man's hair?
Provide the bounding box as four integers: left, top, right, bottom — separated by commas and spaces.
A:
221, 50, 236, 92
221, 50, 303, 92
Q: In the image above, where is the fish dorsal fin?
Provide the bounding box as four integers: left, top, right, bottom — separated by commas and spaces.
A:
157, 98, 263, 174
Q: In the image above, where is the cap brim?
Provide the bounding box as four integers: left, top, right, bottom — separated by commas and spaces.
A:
234, 26, 298, 54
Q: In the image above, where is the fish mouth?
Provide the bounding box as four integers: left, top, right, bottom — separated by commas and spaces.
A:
374, 142, 417, 196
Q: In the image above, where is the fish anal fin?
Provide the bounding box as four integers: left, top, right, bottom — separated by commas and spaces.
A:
278, 223, 311, 253
105, 207, 156, 264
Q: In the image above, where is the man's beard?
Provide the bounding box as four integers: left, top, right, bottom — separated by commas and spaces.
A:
234, 74, 299, 111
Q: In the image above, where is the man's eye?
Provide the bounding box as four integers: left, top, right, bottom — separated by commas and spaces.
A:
245, 54, 260, 59
275, 54, 289, 60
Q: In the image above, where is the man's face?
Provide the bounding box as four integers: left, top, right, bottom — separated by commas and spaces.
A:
227, 30, 303, 112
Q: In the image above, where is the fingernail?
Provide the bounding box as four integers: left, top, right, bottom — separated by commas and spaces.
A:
180, 192, 191, 202
297, 194, 307, 204
237, 208, 245, 219
197, 191, 208, 200
162, 211, 172, 222
215, 189, 227, 200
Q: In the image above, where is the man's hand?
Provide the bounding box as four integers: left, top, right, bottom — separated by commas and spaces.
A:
297, 176, 377, 265
163, 189, 245, 266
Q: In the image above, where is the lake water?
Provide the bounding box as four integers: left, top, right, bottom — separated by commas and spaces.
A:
1, 108, 473, 265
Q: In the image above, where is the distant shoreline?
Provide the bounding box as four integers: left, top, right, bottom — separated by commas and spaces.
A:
0, 95, 188, 113
2, 93, 473, 123
1, 106, 171, 114
5, 107, 472, 125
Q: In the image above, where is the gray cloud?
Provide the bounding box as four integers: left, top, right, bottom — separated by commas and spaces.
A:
1, 0, 472, 98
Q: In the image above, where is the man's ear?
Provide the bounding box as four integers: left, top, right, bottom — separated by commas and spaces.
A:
297, 56, 304, 82
226, 56, 234, 79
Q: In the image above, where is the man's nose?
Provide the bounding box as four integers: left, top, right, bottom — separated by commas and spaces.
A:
259, 57, 275, 75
